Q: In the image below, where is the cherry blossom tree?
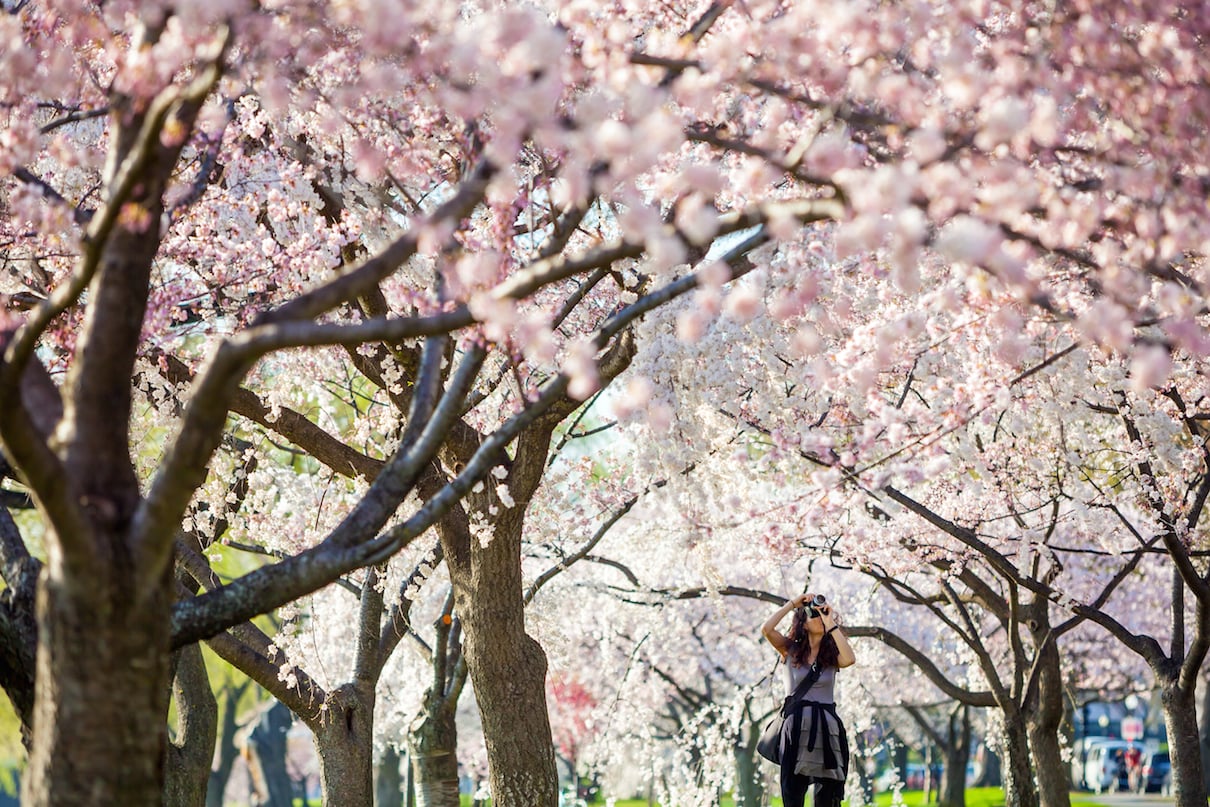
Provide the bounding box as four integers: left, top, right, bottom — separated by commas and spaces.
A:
4, 0, 1210, 805
623, 280, 1210, 802
0, 1, 802, 802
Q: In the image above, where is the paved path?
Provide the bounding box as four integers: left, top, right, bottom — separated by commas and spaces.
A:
1087, 792, 1171, 807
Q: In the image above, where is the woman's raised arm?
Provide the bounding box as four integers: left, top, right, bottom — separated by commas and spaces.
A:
762, 593, 808, 656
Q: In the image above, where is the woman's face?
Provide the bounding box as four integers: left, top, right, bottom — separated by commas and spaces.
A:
803, 608, 825, 635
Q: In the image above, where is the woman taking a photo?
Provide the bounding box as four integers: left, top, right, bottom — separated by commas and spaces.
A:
761, 593, 857, 807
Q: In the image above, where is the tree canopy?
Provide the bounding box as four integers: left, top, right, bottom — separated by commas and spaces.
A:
2, 0, 1210, 805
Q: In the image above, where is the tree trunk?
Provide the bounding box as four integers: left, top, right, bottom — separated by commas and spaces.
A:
850, 729, 874, 803
408, 695, 460, 807
241, 700, 296, 807
1163, 681, 1208, 807
314, 683, 376, 807
444, 504, 558, 806
0, 531, 37, 744
405, 753, 417, 807
208, 684, 248, 807
459, 614, 555, 805
939, 705, 969, 807
404, 581, 467, 807
376, 745, 404, 807
972, 742, 1000, 787
1027, 636, 1071, 807
1200, 672, 1210, 793
731, 718, 764, 807
165, 645, 218, 807
893, 740, 908, 785
1028, 724, 1068, 807
999, 713, 1038, 807
23, 567, 174, 806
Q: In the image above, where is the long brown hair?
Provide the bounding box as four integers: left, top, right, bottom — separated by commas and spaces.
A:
787, 607, 840, 669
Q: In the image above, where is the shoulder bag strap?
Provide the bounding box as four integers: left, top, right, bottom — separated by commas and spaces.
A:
782, 662, 823, 715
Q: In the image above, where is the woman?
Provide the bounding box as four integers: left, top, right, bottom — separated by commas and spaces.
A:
761, 592, 857, 807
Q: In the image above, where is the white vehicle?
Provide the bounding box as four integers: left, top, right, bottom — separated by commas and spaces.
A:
1071, 737, 1119, 789
1084, 741, 1144, 794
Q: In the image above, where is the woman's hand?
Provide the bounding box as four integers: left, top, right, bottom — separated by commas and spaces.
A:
821, 604, 857, 668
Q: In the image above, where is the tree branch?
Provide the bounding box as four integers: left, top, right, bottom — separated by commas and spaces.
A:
842, 625, 996, 708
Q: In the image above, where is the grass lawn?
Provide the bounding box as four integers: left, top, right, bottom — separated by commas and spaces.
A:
494, 789, 1118, 807
867, 790, 1114, 807
870, 788, 1007, 807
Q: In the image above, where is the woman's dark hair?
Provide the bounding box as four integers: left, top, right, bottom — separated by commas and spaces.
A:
787, 608, 840, 669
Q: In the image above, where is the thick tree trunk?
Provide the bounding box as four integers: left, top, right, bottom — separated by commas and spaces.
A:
164, 645, 218, 807
408, 696, 460, 807
23, 568, 173, 805
1000, 713, 1038, 807
1199, 672, 1210, 793
314, 683, 376, 807
460, 618, 556, 805
427, 330, 632, 806
731, 718, 764, 807
376, 745, 404, 807
1027, 637, 1071, 807
939, 705, 969, 807
1028, 725, 1068, 807
1163, 682, 1208, 807
444, 505, 558, 806
0, 525, 37, 743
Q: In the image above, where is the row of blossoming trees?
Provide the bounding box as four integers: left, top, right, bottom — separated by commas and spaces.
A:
1, 0, 1210, 804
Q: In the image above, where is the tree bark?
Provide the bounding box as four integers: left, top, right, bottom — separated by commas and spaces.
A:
1028, 723, 1068, 807
999, 712, 1038, 807
313, 683, 376, 807
1200, 672, 1210, 793
23, 565, 174, 805
940, 705, 969, 807
1163, 681, 1207, 807
408, 697, 460, 807
430, 331, 635, 806
1027, 631, 1071, 807
164, 645, 218, 807
731, 718, 764, 807
443, 502, 558, 806
375, 745, 404, 807
5, 30, 219, 803
0, 507, 36, 742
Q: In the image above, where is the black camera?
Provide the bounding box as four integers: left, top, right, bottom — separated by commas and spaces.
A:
804, 594, 826, 618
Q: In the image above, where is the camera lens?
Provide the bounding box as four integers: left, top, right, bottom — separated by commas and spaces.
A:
811, 594, 826, 606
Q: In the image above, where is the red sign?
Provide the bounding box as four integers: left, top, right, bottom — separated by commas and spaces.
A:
1121, 716, 1144, 741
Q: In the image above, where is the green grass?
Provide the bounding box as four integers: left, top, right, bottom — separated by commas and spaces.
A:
870, 788, 1005, 807
513, 789, 1117, 807
867, 791, 1112, 807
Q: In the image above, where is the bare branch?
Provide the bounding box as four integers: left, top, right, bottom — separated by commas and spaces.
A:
842, 625, 996, 708
169, 339, 482, 646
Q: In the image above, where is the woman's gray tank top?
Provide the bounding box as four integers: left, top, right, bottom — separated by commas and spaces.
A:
785, 661, 836, 702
